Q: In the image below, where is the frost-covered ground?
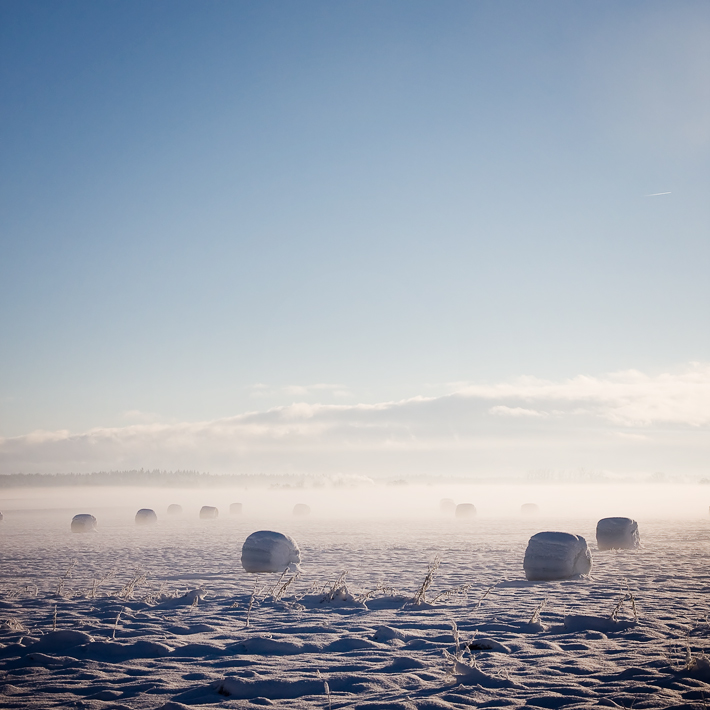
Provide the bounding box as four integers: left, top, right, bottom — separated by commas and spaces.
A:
3, 494, 710, 709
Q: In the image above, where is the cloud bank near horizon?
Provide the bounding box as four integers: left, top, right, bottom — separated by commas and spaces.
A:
2, 363, 709, 479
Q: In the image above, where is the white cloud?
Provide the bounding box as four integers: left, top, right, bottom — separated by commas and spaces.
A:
2, 363, 709, 478
489, 406, 546, 418
250, 383, 352, 399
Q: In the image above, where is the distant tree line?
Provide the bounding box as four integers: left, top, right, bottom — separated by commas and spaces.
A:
0, 470, 301, 488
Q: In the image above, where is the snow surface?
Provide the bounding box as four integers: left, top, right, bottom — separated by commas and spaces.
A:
2, 508, 710, 708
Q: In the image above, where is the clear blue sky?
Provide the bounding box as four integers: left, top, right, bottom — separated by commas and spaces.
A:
1, 0, 708, 442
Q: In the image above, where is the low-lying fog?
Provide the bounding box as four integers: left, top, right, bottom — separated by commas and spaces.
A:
2, 482, 709, 522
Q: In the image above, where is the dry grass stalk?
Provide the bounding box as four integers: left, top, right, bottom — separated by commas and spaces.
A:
112, 610, 123, 639
610, 581, 638, 622
321, 571, 348, 603
118, 571, 147, 600
317, 670, 332, 710
529, 597, 547, 625
412, 555, 441, 605
56, 559, 77, 596
272, 572, 300, 602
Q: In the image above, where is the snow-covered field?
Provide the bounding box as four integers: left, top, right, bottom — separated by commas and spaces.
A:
2, 485, 710, 709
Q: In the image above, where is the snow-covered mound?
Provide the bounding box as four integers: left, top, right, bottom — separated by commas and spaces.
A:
199, 506, 218, 519
135, 509, 158, 525
439, 498, 456, 514
229, 503, 242, 515
167, 504, 183, 515
596, 517, 640, 550
523, 531, 592, 581
70, 513, 97, 533
521, 503, 539, 514
241, 530, 301, 573
292, 503, 310, 517
455, 503, 476, 518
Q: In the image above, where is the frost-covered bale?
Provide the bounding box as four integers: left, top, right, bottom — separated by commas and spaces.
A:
135, 508, 157, 525
521, 503, 539, 514
439, 498, 456, 514
199, 506, 219, 519
167, 504, 182, 515
230, 503, 243, 515
241, 530, 301, 573
523, 531, 592, 581
455, 503, 476, 518
0, 511, 3, 522
596, 517, 640, 550
71, 514, 97, 533
293, 503, 311, 517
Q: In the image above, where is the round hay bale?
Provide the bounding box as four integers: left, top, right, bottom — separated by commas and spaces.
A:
229, 502, 243, 515
71, 514, 97, 533
439, 498, 456, 514
135, 509, 157, 525
521, 503, 539, 514
523, 531, 592, 581
167, 504, 183, 515
241, 530, 301, 573
596, 517, 640, 550
199, 506, 219, 520
293, 503, 311, 517
0, 511, 3, 522
455, 503, 476, 518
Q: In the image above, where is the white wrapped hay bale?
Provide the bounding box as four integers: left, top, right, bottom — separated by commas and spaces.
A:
439, 498, 456, 514
596, 517, 640, 550
521, 503, 539, 514
293, 503, 311, 517
71, 514, 97, 533
455, 503, 476, 518
523, 531, 592, 581
241, 530, 301, 573
167, 504, 183, 515
0, 511, 3, 522
135, 509, 157, 525
200, 506, 219, 519
230, 502, 243, 515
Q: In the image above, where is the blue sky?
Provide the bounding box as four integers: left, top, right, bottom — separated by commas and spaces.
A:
1, 1, 708, 475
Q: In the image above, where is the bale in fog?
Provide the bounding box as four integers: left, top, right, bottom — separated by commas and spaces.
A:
521, 503, 539, 514
293, 503, 310, 517
455, 503, 476, 518
135, 509, 158, 525
596, 517, 640, 550
241, 530, 301, 573
167, 504, 183, 515
71, 514, 97, 533
230, 503, 243, 515
523, 531, 592, 581
0, 511, 3, 522
200, 506, 219, 519
439, 498, 456, 514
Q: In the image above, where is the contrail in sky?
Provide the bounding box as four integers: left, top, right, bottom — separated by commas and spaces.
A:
645, 191, 671, 197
